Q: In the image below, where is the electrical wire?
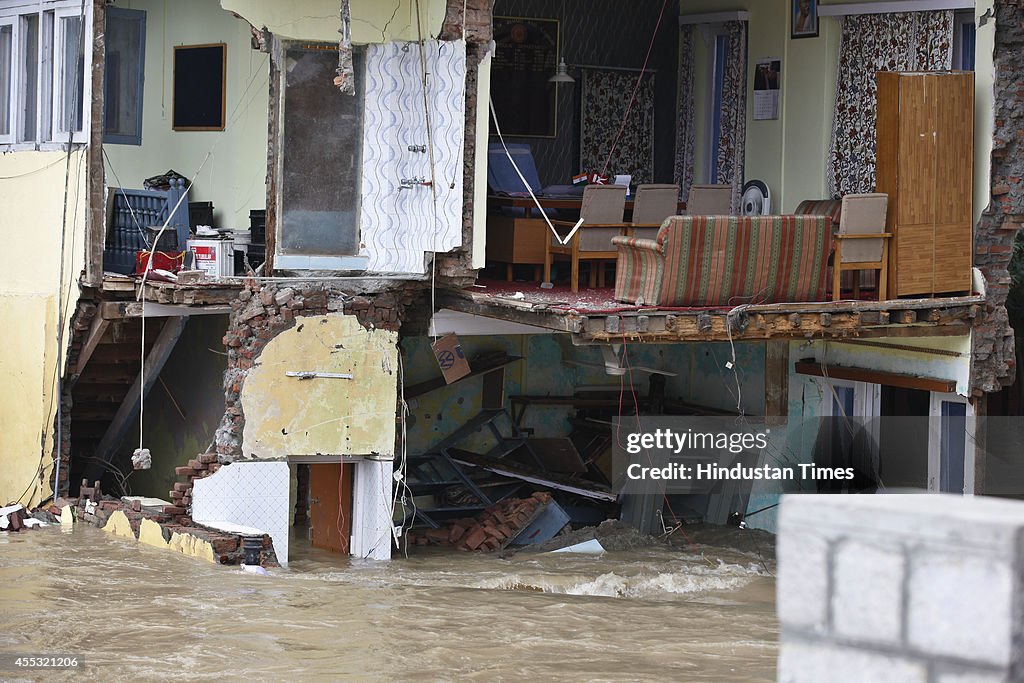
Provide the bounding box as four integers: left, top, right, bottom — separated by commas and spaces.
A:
51, 0, 89, 505
599, 0, 670, 178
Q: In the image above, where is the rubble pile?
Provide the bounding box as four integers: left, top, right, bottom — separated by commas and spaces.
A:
407, 492, 557, 552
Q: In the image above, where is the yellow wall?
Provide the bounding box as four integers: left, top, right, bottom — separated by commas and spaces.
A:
0, 151, 87, 507
220, 0, 446, 43
239, 314, 398, 458
682, 0, 994, 213
103, 0, 270, 229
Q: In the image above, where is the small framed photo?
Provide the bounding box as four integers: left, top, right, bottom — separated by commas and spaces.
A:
791, 0, 819, 39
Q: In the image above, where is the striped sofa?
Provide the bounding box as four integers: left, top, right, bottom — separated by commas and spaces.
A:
611, 214, 833, 307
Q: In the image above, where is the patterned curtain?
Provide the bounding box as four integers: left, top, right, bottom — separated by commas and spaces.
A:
716, 20, 748, 213
828, 11, 953, 197
674, 25, 696, 201
579, 69, 656, 184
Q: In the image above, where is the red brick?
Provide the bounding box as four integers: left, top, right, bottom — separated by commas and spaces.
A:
462, 527, 487, 550
199, 453, 218, 464
173, 482, 190, 492
188, 459, 204, 470
162, 506, 187, 515
175, 466, 193, 476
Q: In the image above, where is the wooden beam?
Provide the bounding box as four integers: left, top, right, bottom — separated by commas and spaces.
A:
84, 0, 106, 288
71, 317, 111, 380
794, 361, 956, 393
765, 341, 789, 425
85, 316, 189, 478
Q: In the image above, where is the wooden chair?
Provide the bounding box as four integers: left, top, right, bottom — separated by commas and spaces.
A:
686, 183, 733, 215
628, 184, 680, 241
833, 193, 891, 301
544, 185, 627, 293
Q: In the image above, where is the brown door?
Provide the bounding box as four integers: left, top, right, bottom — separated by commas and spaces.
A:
308, 463, 354, 555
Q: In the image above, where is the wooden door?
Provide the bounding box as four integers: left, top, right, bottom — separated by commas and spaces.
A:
308, 463, 354, 555
894, 74, 937, 296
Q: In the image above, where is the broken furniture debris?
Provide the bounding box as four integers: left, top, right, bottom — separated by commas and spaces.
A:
406, 492, 568, 552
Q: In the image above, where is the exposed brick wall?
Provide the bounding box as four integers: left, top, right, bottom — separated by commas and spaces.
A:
972, 0, 1023, 395
439, 0, 492, 43
211, 281, 418, 462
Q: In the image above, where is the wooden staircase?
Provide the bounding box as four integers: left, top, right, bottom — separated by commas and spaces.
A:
67, 311, 187, 491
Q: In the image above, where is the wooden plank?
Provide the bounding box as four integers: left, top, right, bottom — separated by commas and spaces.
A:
71, 317, 111, 380
794, 361, 956, 393
84, 0, 107, 288
764, 341, 789, 425
85, 316, 189, 478
404, 354, 522, 400
449, 452, 618, 502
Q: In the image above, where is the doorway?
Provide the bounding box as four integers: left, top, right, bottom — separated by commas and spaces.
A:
308, 463, 354, 555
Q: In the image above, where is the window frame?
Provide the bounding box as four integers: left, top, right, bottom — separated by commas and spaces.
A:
951, 10, 975, 72
51, 4, 89, 144
926, 392, 975, 495
0, 0, 91, 150
0, 16, 17, 144
102, 5, 145, 145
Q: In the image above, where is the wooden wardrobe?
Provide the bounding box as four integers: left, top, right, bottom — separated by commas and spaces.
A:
875, 71, 974, 297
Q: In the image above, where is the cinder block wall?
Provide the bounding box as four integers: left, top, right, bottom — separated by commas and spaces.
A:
777, 494, 1024, 683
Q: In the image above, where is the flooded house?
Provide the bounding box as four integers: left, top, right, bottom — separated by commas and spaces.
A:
0, 0, 1019, 570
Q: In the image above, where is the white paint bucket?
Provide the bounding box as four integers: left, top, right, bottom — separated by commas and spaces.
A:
187, 238, 234, 278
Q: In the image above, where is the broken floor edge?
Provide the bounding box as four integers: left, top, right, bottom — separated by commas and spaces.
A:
438, 288, 985, 342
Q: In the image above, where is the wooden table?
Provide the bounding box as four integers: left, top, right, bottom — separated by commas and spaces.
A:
486, 195, 685, 280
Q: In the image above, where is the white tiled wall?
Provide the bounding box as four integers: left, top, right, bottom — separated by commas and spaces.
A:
192, 461, 291, 567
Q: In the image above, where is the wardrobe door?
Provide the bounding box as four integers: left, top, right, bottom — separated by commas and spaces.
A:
895, 75, 936, 296
933, 73, 974, 294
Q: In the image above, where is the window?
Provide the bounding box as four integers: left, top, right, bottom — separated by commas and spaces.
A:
952, 11, 975, 72
927, 393, 974, 494
103, 7, 145, 145
704, 31, 728, 184
276, 43, 365, 270
0, 22, 11, 140
0, 1, 90, 148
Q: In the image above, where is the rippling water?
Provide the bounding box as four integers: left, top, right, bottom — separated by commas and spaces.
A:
0, 525, 777, 682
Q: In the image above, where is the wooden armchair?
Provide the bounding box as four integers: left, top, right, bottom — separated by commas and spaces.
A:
627, 184, 680, 241
544, 185, 627, 292
833, 193, 891, 301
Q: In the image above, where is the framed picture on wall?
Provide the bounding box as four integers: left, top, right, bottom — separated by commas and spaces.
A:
173, 43, 227, 130
490, 17, 559, 138
791, 0, 819, 39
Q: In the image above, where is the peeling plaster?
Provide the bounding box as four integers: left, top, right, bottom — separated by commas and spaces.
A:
240, 313, 398, 458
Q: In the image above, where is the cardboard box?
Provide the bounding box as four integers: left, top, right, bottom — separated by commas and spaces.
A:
431, 333, 471, 384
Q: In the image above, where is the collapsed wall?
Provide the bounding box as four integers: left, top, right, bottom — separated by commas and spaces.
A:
972, 0, 1023, 394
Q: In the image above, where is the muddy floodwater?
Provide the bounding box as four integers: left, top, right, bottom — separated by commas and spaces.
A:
0, 525, 777, 682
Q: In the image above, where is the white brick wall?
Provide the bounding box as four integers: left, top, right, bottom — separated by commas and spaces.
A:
777, 494, 1024, 683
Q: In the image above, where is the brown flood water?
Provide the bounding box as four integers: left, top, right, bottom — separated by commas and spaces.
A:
0, 524, 777, 682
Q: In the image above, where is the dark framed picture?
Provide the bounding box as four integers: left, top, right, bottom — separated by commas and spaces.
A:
173, 43, 227, 131
489, 16, 559, 138
791, 0, 819, 39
